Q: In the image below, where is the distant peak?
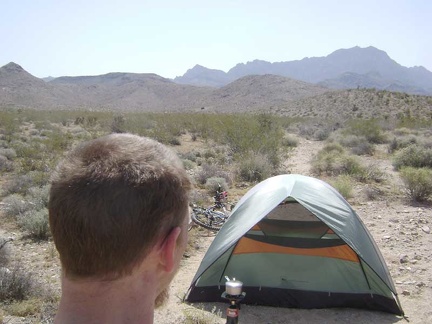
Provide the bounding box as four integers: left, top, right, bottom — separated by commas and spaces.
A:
1, 62, 25, 72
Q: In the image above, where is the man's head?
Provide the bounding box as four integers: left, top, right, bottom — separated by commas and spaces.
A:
49, 133, 192, 281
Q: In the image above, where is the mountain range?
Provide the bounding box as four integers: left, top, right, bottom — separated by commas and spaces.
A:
174, 46, 432, 95
1, 46, 431, 118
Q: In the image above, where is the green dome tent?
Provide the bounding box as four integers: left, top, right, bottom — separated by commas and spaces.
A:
185, 174, 403, 315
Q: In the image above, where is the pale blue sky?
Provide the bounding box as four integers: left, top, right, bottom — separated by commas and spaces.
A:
1, 0, 431, 79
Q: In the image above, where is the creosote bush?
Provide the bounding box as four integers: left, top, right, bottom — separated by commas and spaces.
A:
17, 208, 51, 240
400, 167, 432, 202
331, 175, 353, 200
204, 177, 228, 195
1, 194, 30, 218
311, 144, 384, 183
195, 164, 231, 186
0, 264, 34, 301
393, 144, 432, 170
334, 134, 375, 155
344, 119, 387, 144
237, 153, 273, 182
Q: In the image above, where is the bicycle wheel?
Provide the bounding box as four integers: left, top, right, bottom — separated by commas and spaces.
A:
191, 208, 226, 231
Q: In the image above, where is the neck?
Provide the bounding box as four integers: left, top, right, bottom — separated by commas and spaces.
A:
55, 271, 157, 324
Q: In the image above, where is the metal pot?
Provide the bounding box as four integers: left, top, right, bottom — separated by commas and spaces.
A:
225, 279, 243, 296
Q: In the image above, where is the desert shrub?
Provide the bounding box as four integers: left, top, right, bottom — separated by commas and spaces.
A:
317, 154, 385, 182
0, 148, 17, 160
400, 167, 432, 202
1, 194, 31, 218
17, 208, 50, 240
189, 190, 210, 206
311, 146, 369, 180
320, 142, 344, 154
0, 237, 12, 267
388, 135, 418, 153
363, 185, 384, 201
282, 135, 298, 148
203, 149, 217, 160
0, 264, 34, 301
3, 298, 44, 317
182, 159, 195, 171
204, 177, 228, 195
222, 114, 286, 168
350, 141, 375, 156
181, 151, 201, 163
195, 164, 231, 186
0, 155, 14, 172
44, 130, 73, 153
393, 127, 413, 136
111, 115, 126, 133
357, 163, 386, 183
344, 119, 387, 144
168, 137, 181, 146
298, 121, 334, 140
331, 175, 353, 200
237, 153, 272, 182
2, 172, 49, 196
393, 144, 432, 170
337, 135, 374, 155
313, 127, 332, 141
27, 185, 50, 210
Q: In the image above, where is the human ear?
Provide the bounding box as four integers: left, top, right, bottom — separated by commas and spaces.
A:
159, 227, 181, 273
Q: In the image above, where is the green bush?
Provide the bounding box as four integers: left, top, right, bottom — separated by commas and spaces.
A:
0, 148, 17, 160
1, 194, 30, 218
331, 175, 353, 200
400, 167, 432, 202
204, 177, 228, 195
337, 135, 375, 155
237, 153, 273, 182
393, 144, 432, 170
0, 264, 34, 301
388, 135, 417, 153
195, 164, 231, 186
0, 237, 12, 267
311, 144, 363, 177
345, 119, 387, 144
2, 172, 49, 196
0, 155, 14, 172
282, 135, 299, 148
182, 159, 195, 171
17, 208, 51, 240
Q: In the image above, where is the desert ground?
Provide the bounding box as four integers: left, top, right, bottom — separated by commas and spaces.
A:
1, 134, 432, 324
153, 136, 432, 324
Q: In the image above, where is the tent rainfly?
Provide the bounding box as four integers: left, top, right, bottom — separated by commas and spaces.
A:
185, 174, 403, 315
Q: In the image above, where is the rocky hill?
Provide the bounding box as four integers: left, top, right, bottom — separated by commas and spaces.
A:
174, 46, 432, 95
1, 61, 431, 119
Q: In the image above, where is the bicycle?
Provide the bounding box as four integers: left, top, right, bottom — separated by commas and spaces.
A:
190, 185, 233, 231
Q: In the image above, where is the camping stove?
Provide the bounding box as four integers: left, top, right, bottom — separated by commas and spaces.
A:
222, 277, 246, 324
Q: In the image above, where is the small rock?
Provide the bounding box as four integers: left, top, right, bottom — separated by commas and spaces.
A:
421, 226, 430, 234
399, 255, 409, 264
402, 290, 410, 296
383, 235, 391, 239
416, 282, 426, 288
414, 255, 422, 261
